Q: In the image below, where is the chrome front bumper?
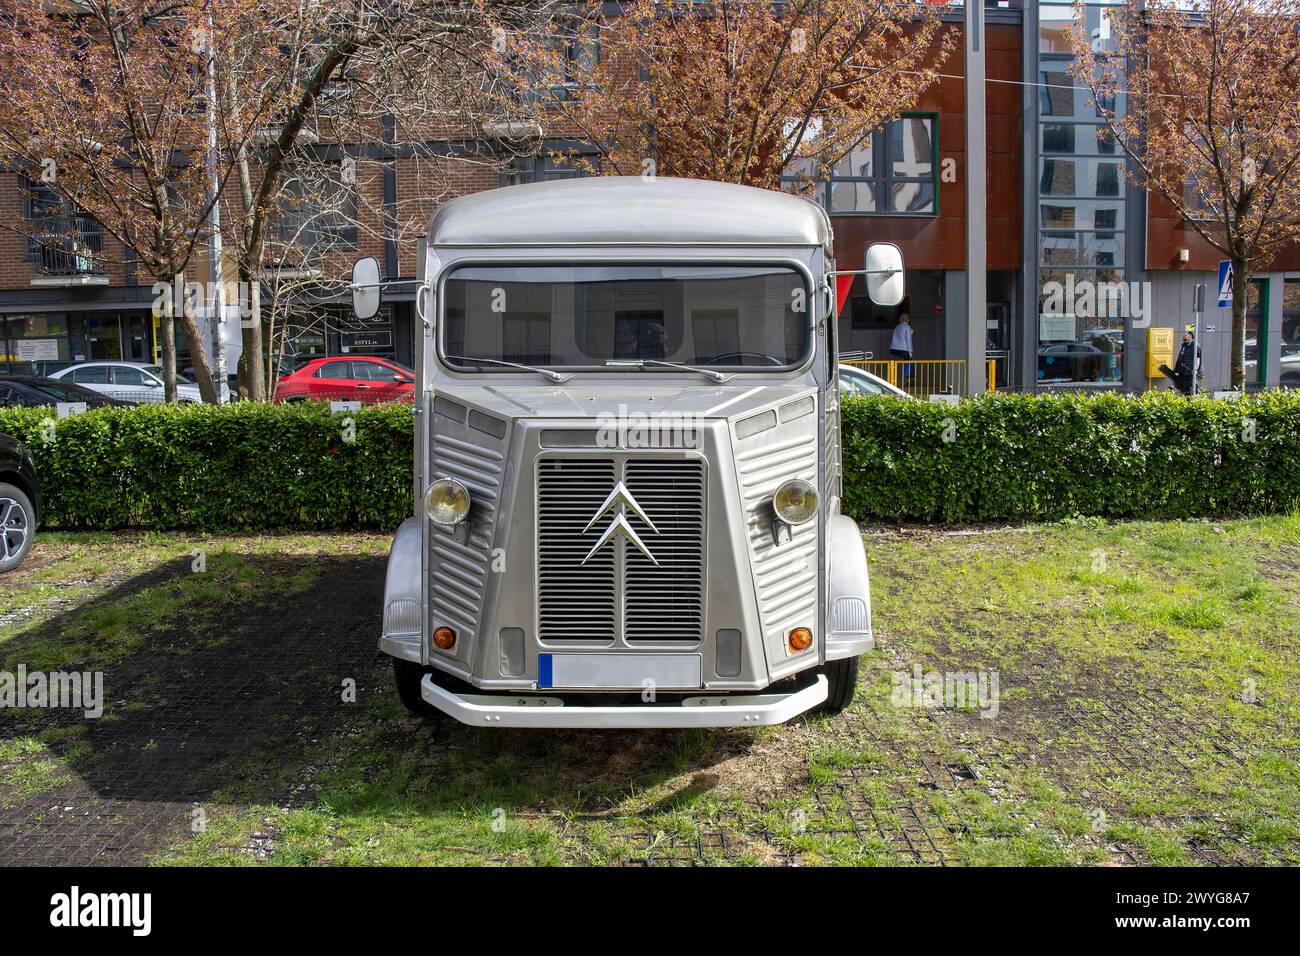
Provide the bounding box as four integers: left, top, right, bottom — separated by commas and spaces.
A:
421, 673, 828, 728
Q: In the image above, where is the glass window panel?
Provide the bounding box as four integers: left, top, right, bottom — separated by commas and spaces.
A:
1041, 124, 1076, 154
1039, 6, 1076, 55
830, 181, 876, 213
1080, 5, 1120, 54
833, 142, 873, 178
1040, 158, 1124, 197
1039, 67, 1083, 117
1283, 278, 1300, 310
1039, 232, 1125, 267
887, 117, 933, 178
1040, 123, 1116, 156
1040, 201, 1124, 233
891, 180, 935, 214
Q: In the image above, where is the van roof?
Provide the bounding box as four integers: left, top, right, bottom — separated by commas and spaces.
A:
428, 176, 832, 248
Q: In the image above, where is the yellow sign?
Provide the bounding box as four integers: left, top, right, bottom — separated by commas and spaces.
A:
1147, 327, 1174, 377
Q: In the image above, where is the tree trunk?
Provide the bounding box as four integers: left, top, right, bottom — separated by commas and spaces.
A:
180, 295, 220, 404
1230, 253, 1248, 390
243, 276, 266, 402
157, 282, 178, 405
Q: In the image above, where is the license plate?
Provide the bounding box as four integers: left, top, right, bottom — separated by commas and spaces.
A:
537, 653, 702, 690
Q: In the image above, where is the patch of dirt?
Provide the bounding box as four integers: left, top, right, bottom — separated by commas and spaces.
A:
0, 555, 384, 865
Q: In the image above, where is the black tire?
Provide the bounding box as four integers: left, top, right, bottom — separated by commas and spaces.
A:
815, 655, 860, 715
0, 482, 35, 574
392, 658, 442, 719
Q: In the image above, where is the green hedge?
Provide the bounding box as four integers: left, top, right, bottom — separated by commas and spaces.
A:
2, 392, 1298, 530
0, 402, 412, 530
840, 391, 1300, 522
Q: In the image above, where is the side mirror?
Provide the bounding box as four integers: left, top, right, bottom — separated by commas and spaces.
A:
352, 257, 381, 320
864, 242, 904, 307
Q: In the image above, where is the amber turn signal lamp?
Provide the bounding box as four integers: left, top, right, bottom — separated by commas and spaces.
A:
433, 626, 456, 650
788, 627, 813, 651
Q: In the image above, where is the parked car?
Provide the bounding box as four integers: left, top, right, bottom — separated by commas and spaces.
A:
48, 362, 204, 403
1245, 337, 1300, 388
838, 363, 912, 398
0, 375, 134, 409
274, 356, 416, 404
0, 432, 41, 573
1037, 342, 1106, 383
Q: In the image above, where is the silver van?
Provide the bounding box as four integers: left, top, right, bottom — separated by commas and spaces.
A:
356, 176, 903, 728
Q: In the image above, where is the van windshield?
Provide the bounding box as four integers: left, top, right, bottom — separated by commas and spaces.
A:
442, 264, 809, 371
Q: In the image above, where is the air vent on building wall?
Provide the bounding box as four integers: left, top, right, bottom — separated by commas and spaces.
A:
481, 120, 544, 140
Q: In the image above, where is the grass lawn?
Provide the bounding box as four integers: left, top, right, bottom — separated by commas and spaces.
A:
0, 516, 1297, 866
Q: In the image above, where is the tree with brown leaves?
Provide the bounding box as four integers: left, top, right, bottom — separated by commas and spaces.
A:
501, 0, 952, 189
0, 0, 300, 402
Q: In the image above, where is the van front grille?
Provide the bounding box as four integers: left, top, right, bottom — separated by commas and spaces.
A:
537, 457, 705, 644
622, 460, 705, 642
537, 459, 617, 642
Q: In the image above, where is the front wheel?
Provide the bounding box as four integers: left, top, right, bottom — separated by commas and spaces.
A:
815, 655, 860, 715
0, 483, 36, 573
392, 658, 443, 720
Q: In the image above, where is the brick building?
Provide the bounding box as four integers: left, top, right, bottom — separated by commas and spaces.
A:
3, 1, 1297, 393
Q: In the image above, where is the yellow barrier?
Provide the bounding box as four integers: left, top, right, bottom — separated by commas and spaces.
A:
841, 358, 998, 398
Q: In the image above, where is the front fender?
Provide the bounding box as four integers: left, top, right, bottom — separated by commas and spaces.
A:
380, 517, 423, 663
826, 513, 873, 662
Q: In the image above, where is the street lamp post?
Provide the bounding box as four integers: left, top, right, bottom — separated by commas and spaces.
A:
204, 4, 229, 404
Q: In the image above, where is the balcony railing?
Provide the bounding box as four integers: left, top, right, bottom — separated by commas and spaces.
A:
28, 216, 106, 282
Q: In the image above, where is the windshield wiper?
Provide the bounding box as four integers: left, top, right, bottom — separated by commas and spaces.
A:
445, 354, 571, 383
605, 359, 731, 383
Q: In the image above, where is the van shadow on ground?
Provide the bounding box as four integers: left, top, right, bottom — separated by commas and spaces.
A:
0, 554, 753, 865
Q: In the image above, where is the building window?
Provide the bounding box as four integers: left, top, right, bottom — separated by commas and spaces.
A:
501, 24, 600, 105
500, 154, 597, 187
781, 115, 938, 216
1035, 3, 1128, 388
278, 159, 357, 250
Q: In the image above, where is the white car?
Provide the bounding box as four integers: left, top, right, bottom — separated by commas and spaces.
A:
49, 362, 204, 403
838, 363, 912, 398
1244, 338, 1300, 388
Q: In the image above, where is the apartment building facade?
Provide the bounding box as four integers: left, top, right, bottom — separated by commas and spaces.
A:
3, 0, 1297, 393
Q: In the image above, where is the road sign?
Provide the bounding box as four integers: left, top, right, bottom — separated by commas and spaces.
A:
1217, 260, 1233, 307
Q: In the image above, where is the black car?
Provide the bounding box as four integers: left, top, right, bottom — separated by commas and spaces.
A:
0, 432, 41, 572
0, 375, 134, 409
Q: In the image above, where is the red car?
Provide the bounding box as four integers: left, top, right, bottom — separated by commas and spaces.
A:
274, 356, 416, 404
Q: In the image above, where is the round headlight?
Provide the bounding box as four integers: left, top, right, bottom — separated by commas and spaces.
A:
424, 478, 470, 525
774, 479, 819, 525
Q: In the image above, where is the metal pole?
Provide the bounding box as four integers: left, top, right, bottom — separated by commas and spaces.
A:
965, 0, 987, 395
205, 4, 229, 404
1192, 282, 1204, 395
